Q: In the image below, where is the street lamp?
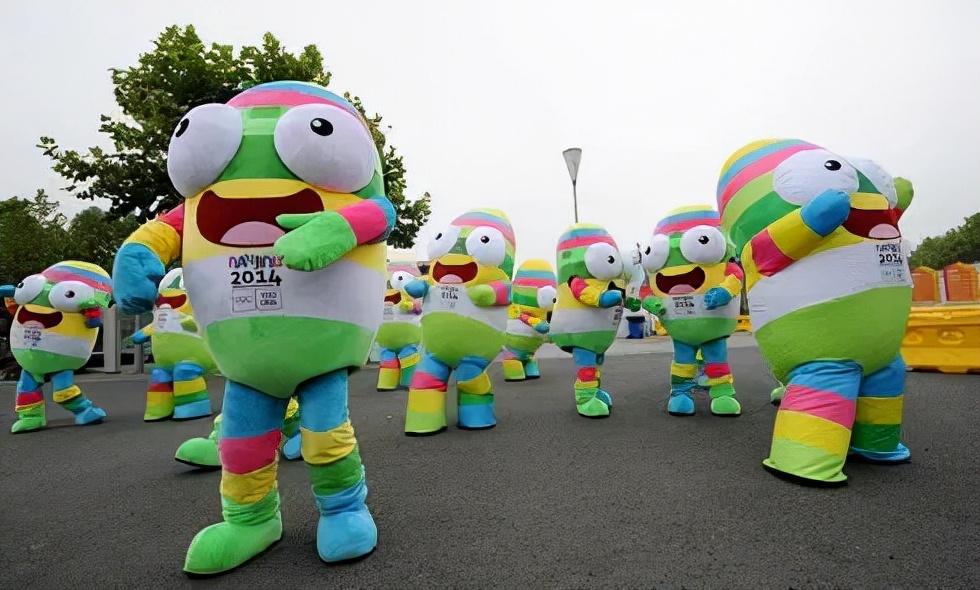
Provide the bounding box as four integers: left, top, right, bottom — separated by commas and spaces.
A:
562, 148, 582, 223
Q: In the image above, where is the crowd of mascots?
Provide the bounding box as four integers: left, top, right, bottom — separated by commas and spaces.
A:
1, 81, 916, 577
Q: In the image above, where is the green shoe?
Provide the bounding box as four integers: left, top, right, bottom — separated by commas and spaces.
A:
175, 437, 221, 469
770, 386, 786, 405
11, 416, 46, 433
576, 396, 610, 418
183, 513, 283, 576
710, 396, 742, 416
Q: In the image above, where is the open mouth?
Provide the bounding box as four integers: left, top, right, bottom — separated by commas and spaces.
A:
196, 189, 324, 247
16, 307, 63, 329
431, 261, 478, 284
384, 292, 402, 305
656, 267, 705, 295
546, 311, 553, 323
843, 208, 901, 240
157, 294, 187, 309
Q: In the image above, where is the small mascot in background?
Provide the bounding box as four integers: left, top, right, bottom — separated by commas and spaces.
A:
502, 259, 557, 382
376, 260, 423, 391
1, 261, 112, 433
131, 267, 217, 421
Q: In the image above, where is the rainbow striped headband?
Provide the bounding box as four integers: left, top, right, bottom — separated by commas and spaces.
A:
716, 139, 819, 211
654, 205, 721, 235
452, 209, 516, 247
228, 81, 367, 126
557, 225, 615, 251
42, 261, 112, 299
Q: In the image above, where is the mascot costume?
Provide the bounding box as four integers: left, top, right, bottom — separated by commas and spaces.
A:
111, 81, 394, 574
132, 267, 217, 421
635, 205, 744, 417
717, 139, 914, 486
549, 224, 626, 418
502, 259, 557, 382
1, 261, 112, 433
403, 208, 514, 435
175, 398, 303, 468
376, 260, 423, 391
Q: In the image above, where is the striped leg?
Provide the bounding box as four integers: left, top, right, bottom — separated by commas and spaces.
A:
849, 356, 911, 464
667, 342, 698, 416
175, 413, 222, 470
573, 347, 610, 418
502, 347, 527, 382
456, 356, 495, 430
299, 370, 377, 563
281, 397, 303, 461
396, 345, 421, 389
145, 367, 175, 422
183, 381, 287, 576
763, 360, 862, 486
702, 337, 741, 417
173, 362, 212, 421
376, 348, 400, 391
405, 352, 450, 436
52, 370, 106, 426
524, 355, 541, 380
595, 353, 612, 408
11, 370, 46, 434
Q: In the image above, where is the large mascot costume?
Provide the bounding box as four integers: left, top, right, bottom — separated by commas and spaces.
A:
502, 259, 557, 382
636, 205, 744, 417
175, 397, 303, 468
717, 139, 914, 486
549, 224, 626, 418
376, 260, 423, 391
111, 81, 395, 574
1, 261, 112, 433
403, 208, 514, 435
132, 267, 217, 421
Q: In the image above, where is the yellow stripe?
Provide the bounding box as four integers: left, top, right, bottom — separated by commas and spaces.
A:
772, 410, 850, 458
575, 379, 599, 389
768, 210, 823, 260
53, 385, 81, 404
174, 376, 206, 396
722, 139, 782, 172
285, 397, 300, 420
300, 421, 356, 466
125, 220, 182, 264
671, 362, 697, 379
723, 173, 776, 229
855, 396, 904, 425
221, 462, 278, 505
705, 374, 733, 386
457, 371, 491, 395
407, 389, 446, 413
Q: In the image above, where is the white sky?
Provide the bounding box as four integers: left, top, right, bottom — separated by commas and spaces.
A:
1, 0, 978, 266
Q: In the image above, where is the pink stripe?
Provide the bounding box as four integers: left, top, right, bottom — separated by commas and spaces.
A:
558, 235, 615, 250
410, 371, 447, 391
230, 90, 345, 108
490, 281, 510, 305
720, 144, 815, 209
725, 262, 744, 281
781, 385, 856, 428
41, 269, 110, 291
380, 358, 399, 369
219, 430, 282, 475
514, 277, 555, 288
704, 362, 731, 378
568, 277, 589, 299
452, 217, 516, 244
750, 230, 794, 276
340, 201, 388, 244
656, 219, 709, 235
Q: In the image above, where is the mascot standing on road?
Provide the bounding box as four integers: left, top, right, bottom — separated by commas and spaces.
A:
502, 259, 557, 382
376, 260, 423, 391
111, 81, 394, 575
717, 139, 915, 486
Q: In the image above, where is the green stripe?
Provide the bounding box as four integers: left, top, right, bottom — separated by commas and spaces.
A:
221, 488, 280, 526
174, 390, 210, 405
309, 447, 364, 496
458, 392, 494, 406
767, 437, 847, 483
726, 191, 795, 254
850, 423, 901, 453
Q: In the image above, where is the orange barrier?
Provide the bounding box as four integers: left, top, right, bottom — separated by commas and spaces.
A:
912, 266, 940, 302
902, 304, 980, 374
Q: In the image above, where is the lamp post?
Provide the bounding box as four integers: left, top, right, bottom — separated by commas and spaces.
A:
562, 148, 582, 223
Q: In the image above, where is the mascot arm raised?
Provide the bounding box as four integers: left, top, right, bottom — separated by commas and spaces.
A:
705, 261, 745, 310
569, 277, 622, 309
641, 295, 666, 317
112, 205, 184, 315
404, 278, 429, 299
468, 280, 511, 308
273, 196, 396, 272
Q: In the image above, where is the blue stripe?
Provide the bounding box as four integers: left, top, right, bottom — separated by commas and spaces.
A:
48, 265, 111, 288
660, 209, 719, 226
716, 139, 805, 199
296, 370, 350, 432
787, 360, 862, 401
517, 270, 556, 280
221, 381, 290, 438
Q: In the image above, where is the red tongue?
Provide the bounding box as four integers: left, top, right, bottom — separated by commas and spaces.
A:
221, 222, 286, 246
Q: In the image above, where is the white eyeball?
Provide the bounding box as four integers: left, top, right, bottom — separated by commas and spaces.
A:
14, 275, 46, 305
773, 149, 859, 206
428, 226, 461, 259
274, 104, 377, 193
640, 234, 671, 272
389, 270, 414, 290
159, 268, 184, 293
49, 281, 96, 312
846, 157, 898, 207
167, 104, 243, 198
584, 243, 624, 281
536, 286, 558, 310
465, 227, 507, 267
680, 226, 727, 265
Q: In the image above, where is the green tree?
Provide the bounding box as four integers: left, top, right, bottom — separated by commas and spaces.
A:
38, 24, 430, 248
62, 207, 142, 273
909, 212, 980, 269
0, 190, 69, 285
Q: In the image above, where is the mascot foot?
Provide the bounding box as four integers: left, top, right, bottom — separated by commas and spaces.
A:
75, 406, 106, 425
667, 394, 695, 416
10, 416, 46, 434
173, 399, 213, 421
576, 396, 610, 419
175, 437, 221, 469
144, 408, 173, 422
710, 396, 742, 416
770, 386, 786, 406
762, 459, 848, 487
282, 434, 302, 460
404, 411, 448, 437
183, 514, 283, 576
595, 389, 613, 409
316, 507, 378, 563
848, 443, 911, 464
457, 403, 496, 430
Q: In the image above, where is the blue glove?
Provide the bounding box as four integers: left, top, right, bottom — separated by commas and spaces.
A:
131, 329, 150, 345
405, 279, 429, 299
704, 287, 733, 310
800, 189, 851, 237
598, 290, 623, 308
0, 285, 14, 298
534, 320, 550, 334
112, 243, 165, 315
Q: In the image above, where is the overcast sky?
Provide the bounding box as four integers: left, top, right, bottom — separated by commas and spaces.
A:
2, 0, 978, 265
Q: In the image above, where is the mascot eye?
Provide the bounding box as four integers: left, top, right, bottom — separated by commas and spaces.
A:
680, 226, 727, 265
773, 148, 859, 206
640, 234, 670, 272
13, 275, 46, 305
536, 286, 558, 310
428, 226, 460, 259
845, 156, 898, 206
167, 103, 243, 198
465, 227, 507, 267
389, 271, 413, 288
49, 281, 95, 312
274, 104, 377, 193
584, 243, 623, 280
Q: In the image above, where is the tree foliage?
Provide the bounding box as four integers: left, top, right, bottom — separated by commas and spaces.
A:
908, 212, 980, 270
38, 25, 430, 248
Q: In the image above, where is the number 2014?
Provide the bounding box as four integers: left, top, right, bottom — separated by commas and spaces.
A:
231, 269, 283, 286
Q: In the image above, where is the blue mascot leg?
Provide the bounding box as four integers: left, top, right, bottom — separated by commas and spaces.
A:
850, 356, 911, 464
396, 344, 421, 389
668, 341, 698, 416
701, 337, 741, 416
376, 348, 400, 391
172, 362, 213, 421
573, 348, 610, 418
144, 366, 175, 422
51, 369, 107, 426
523, 354, 541, 379
456, 356, 496, 430
297, 370, 377, 563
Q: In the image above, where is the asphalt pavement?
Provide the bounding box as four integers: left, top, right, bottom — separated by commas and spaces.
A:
1, 337, 979, 590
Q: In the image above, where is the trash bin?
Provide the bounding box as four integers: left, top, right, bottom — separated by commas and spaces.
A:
626, 316, 645, 339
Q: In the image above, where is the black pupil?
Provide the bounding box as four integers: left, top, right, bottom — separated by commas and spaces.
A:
17, 282, 24, 288
310, 118, 333, 136
644, 247, 651, 255
698, 235, 710, 244
824, 160, 842, 171
435, 233, 443, 240
175, 119, 190, 138
65, 290, 75, 298
480, 235, 490, 243
607, 256, 615, 264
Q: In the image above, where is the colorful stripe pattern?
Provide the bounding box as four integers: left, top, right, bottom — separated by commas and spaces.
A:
42, 261, 112, 302
654, 205, 722, 236
228, 81, 366, 125
556, 224, 618, 284
450, 208, 516, 278
511, 259, 557, 308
